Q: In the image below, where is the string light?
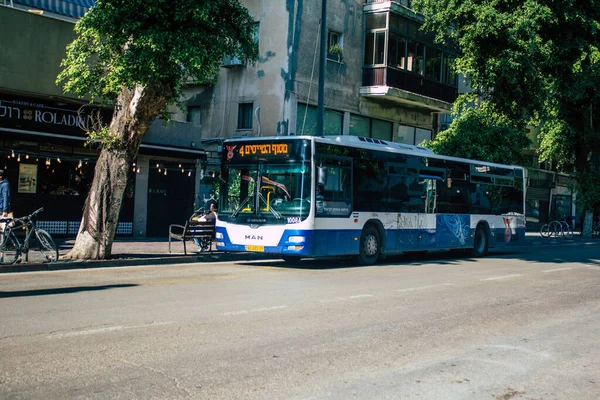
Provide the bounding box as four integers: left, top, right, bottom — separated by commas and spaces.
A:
156, 163, 159, 168
25, 154, 29, 159
78, 160, 82, 168
158, 168, 161, 173
17, 155, 20, 162
11, 150, 15, 157
188, 171, 191, 177
181, 168, 184, 173
178, 164, 182, 168
136, 167, 140, 173
164, 169, 167, 176
46, 158, 51, 166
57, 158, 61, 163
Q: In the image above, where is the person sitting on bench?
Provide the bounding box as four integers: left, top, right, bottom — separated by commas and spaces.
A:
193, 201, 217, 251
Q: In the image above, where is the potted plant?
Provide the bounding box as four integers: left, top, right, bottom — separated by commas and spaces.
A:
327, 43, 343, 62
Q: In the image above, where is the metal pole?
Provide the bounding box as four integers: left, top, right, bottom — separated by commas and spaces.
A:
316, 0, 327, 137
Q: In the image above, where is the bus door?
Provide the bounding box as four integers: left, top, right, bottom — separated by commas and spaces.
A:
313, 156, 353, 256
396, 170, 443, 250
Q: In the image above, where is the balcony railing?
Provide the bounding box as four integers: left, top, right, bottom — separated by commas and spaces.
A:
365, 0, 411, 6
362, 66, 458, 104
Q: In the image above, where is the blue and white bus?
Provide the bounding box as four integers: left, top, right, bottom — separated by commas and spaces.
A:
215, 135, 525, 265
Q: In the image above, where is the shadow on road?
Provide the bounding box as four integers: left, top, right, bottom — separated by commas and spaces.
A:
236, 242, 600, 270
0, 283, 138, 298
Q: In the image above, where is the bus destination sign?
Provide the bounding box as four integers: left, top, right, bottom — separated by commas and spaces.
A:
239, 143, 288, 157
225, 142, 291, 161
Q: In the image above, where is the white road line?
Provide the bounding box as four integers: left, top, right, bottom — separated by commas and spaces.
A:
319, 294, 374, 303
47, 321, 174, 339
396, 283, 455, 293
222, 305, 288, 316
480, 274, 522, 281
543, 267, 573, 273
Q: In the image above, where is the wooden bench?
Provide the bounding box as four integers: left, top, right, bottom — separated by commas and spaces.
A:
168, 219, 216, 255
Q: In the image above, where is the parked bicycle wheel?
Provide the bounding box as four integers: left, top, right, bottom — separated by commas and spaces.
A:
0, 232, 21, 265
34, 229, 58, 262
540, 224, 551, 238
548, 221, 562, 238
561, 223, 574, 240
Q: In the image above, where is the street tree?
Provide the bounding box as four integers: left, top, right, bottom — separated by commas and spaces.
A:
413, 0, 600, 236
425, 97, 530, 166
57, 0, 258, 259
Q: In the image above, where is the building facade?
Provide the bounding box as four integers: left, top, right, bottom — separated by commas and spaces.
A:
174, 0, 457, 172
0, 2, 207, 237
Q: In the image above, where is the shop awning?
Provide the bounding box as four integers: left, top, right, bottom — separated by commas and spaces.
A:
13, 0, 95, 19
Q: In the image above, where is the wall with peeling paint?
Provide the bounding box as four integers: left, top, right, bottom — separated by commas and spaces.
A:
173, 0, 446, 145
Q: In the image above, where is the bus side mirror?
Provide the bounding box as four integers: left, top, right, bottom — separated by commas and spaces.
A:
317, 167, 328, 186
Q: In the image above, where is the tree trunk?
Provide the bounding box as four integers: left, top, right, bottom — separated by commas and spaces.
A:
63, 83, 170, 260
582, 210, 594, 239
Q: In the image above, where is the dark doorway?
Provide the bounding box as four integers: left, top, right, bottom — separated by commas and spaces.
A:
146, 160, 196, 237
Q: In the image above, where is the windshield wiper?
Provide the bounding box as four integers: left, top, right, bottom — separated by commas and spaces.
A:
258, 192, 282, 219
232, 195, 252, 219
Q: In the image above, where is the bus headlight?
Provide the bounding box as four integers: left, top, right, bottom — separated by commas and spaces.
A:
288, 236, 305, 243
215, 232, 223, 239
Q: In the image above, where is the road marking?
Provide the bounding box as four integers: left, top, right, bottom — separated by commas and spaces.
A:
396, 283, 455, 293
480, 274, 521, 281
222, 305, 288, 316
319, 294, 374, 303
47, 321, 174, 339
543, 267, 573, 273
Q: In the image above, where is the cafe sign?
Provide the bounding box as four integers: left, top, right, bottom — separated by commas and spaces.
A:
0, 93, 111, 138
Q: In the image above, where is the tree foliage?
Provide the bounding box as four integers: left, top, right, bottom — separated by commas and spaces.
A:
425, 98, 531, 166
57, 0, 258, 108
55, 0, 258, 259
413, 0, 600, 229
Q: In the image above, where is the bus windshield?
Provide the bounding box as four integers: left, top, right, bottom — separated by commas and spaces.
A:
220, 162, 312, 222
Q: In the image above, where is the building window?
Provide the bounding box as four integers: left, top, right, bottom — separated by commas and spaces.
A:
397, 125, 432, 145
296, 104, 343, 136
237, 103, 253, 130
186, 106, 201, 126
371, 119, 392, 141
328, 31, 342, 50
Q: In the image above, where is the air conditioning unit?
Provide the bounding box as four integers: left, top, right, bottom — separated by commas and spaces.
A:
222, 55, 244, 68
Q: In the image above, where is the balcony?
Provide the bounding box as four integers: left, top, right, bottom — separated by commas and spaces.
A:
361, 66, 457, 112
366, 0, 411, 5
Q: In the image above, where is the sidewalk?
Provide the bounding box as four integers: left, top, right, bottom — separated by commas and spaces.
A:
0, 237, 274, 274
0, 232, 597, 274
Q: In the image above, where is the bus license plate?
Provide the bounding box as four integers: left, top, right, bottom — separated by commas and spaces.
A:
246, 245, 264, 252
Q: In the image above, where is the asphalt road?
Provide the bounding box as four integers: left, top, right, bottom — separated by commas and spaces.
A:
1, 244, 599, 400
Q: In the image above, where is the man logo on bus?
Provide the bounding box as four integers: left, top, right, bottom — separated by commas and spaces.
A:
226, 145, 237, 161
503, 217, 513, 243
245, 235, 263, 240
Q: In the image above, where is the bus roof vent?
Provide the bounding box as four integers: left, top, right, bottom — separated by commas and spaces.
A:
358, 136, 388, 146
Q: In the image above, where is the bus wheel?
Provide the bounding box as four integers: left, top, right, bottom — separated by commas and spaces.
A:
354, 225, 381, 265
281, 255, 301, 264
472, 225, 489, 257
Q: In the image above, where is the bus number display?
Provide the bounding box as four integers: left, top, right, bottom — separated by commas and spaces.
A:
239, 143, 289, 157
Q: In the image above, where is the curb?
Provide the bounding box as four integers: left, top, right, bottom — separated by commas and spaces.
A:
2, 239, 598, 274
0, 252, 275, 274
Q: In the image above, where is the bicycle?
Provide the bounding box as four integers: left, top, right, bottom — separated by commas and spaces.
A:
0, 208, 59, 264
540, 215, 574, 240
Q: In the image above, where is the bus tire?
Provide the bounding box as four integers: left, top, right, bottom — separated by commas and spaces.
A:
354, 225, 381, 266
472, 225, 489, 257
